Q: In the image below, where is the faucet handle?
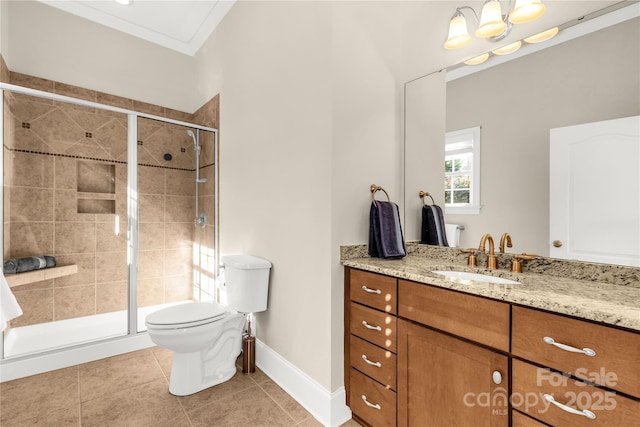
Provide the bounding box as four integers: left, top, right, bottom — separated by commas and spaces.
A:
510, 253, 539, 272
460, 248, 477, 267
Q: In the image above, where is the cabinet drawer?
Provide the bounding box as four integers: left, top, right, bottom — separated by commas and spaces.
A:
350, 335, 397, 390
398, 280, 510, 352
512, 306, 640, 397
512, 410, 548, 427
512, 359, 640, 427
350, 269, 397, 314
350, 368, 396, 427
350, 302, 397, 352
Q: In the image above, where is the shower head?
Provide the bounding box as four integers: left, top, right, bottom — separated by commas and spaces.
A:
186, 130, 197, 148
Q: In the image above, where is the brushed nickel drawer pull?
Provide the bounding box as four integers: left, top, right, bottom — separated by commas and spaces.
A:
362, 320, 382, 331
543, 394, 596, 419
361, 394, 381, 410
361, 285, 382, 294
543, 336, 596, 357
362, 354, 382, 368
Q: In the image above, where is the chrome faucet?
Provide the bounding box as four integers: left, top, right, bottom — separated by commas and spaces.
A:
499, 233, 513, 253
478, 234, 498, 269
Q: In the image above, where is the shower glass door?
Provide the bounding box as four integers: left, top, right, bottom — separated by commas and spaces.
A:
2, 89, 129, 358
135, 119, 204, 332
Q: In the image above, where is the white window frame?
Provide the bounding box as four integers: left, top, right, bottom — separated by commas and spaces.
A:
445, 126, 481, 215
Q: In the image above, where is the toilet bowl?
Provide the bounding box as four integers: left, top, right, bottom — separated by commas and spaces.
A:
145, 254, 271, 396
146, 302, 244, 396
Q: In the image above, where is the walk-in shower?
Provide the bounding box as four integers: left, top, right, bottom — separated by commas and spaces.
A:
0, 82, 219, 381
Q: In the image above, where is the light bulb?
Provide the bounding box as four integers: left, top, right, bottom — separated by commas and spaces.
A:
510, 0, 546, 24
476, 0, 507, 38
444, 12, 472, 49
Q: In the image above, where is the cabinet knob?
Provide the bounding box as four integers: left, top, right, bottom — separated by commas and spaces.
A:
552, 240, 563, 248
492, 371, 502, 385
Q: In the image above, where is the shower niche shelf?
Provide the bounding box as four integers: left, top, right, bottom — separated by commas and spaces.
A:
76, 161, 117, 214
77, 193, 116, 214
5, 264, 78, 288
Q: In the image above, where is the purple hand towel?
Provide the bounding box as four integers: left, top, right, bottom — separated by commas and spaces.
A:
368, 201, 406, 259
420, 204, 449, 246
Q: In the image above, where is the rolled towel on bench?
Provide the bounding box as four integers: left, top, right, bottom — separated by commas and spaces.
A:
3, 256, 57, 274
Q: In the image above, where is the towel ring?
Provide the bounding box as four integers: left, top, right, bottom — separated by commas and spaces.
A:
419, 190, 436, 206
370, 184, 390, 202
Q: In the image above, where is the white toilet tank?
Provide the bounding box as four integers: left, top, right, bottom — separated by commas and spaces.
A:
222, 255, 272, 313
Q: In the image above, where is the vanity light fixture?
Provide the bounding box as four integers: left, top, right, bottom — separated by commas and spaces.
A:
444, 0, 546, 49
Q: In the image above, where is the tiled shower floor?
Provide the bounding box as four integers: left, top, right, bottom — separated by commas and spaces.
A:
0, 347, 361, 426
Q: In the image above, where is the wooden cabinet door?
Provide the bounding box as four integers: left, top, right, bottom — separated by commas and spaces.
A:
397, 319, 509, 427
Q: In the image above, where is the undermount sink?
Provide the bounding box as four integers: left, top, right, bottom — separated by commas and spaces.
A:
432, 270, 521, 285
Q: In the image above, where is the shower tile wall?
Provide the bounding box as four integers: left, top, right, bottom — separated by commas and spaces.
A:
2, 70, 219, 328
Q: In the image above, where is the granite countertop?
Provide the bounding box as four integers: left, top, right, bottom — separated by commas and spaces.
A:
342, 255, 640, 332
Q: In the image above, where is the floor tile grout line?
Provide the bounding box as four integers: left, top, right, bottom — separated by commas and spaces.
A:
179, 400, 196, 427
77, 349, 166, 405
180, 381, 260, 418
256, 380, 300, 426
150, 347, 171, 385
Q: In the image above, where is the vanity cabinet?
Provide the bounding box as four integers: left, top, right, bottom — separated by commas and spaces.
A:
345, 268, 398, 427
511, 306, 640, 425
344, 267, 640, 427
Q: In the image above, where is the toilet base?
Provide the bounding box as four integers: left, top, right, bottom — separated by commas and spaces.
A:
169, 351, 238, 396
165, 315, 244, 396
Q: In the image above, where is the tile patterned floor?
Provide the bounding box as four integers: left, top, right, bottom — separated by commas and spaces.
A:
0, 347, 362, 427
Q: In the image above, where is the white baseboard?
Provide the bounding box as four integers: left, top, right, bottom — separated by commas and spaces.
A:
255, 338, 352, 427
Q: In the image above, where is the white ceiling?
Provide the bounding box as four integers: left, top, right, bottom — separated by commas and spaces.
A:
38, 0, 236, 56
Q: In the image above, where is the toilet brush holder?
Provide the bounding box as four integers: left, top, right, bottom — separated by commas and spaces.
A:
242, 334, 256, 373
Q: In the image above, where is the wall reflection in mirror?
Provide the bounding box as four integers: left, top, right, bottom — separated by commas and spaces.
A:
405, 3, 640, 266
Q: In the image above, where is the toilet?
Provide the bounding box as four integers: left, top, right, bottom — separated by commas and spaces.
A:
145, 254, 271, 396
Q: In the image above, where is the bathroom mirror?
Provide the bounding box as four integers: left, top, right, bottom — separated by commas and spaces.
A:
404, 3, 640, 261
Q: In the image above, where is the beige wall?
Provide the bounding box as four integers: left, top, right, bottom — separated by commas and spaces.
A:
0, 1, 7, 61
195, 1, 336, 388
445, 18, 640, 255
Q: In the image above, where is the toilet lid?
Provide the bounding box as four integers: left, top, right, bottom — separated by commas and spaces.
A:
145, 302, 227, 328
